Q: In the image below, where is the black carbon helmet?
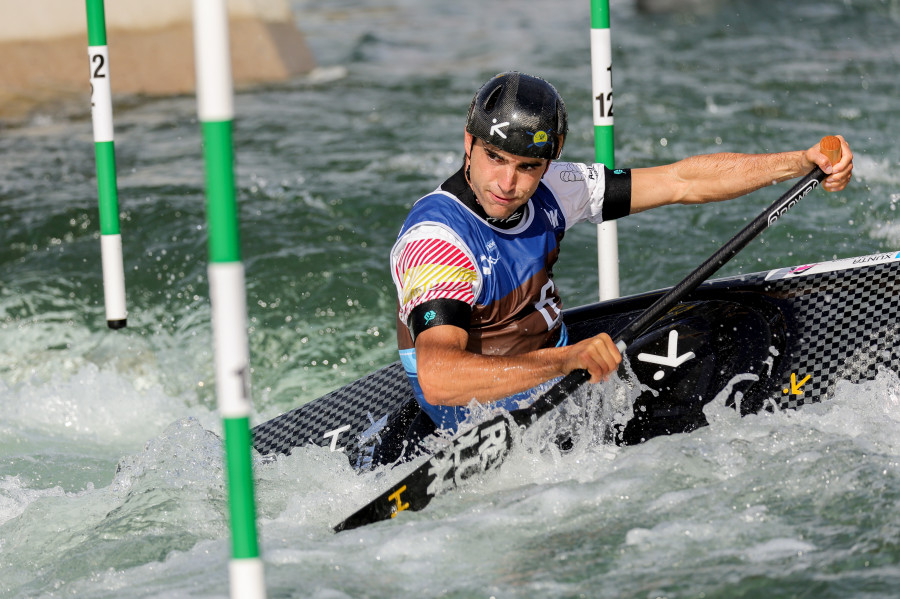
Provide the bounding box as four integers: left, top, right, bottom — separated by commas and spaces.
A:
465, 72, 568, 160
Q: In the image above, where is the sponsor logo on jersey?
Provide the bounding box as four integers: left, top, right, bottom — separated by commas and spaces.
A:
480, 239, 501, 275
425, 419, 509, 497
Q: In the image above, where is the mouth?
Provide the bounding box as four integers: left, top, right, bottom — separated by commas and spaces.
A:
489, 192, 515, 205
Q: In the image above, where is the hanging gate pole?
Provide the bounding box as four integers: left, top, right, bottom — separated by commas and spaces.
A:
590, 0, 621, 300
85, 0, 127, 328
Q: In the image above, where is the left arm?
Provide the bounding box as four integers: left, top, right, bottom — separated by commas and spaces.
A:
629, 135, 853, 213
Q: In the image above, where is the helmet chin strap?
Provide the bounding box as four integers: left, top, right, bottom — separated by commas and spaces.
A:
464, 136, 477, 201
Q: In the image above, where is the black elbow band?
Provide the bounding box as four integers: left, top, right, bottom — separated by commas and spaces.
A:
408, 299, 472, 342
603, 167, 632, 220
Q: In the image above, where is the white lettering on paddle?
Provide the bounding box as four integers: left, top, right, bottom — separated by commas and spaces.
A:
425, 417, 510, 497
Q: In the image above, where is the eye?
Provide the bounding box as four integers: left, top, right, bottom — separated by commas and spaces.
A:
485, 150, 504, 163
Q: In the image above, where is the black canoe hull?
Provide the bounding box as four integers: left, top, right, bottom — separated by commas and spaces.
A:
253, 251, 900, 467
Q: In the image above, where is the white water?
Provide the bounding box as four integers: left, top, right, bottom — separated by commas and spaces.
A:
3, 356, 899, 597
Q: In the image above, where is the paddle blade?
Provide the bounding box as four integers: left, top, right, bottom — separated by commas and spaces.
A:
333, 459, 435, 532
334, 414, 515, 532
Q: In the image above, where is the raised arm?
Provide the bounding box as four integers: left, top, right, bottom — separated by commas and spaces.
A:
629, 135, 853, 213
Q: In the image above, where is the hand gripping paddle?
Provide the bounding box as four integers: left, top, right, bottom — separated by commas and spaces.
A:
333, 136, 843, 532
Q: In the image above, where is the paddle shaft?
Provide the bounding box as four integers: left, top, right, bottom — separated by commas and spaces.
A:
616, 168, 827, 346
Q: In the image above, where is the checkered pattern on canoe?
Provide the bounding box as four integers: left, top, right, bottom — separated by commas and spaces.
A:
251, 260, 900, 456
770, 261, 900, 410
252, 361, 414, 456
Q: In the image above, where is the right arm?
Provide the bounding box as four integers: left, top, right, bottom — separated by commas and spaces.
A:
414, 324, 622, 407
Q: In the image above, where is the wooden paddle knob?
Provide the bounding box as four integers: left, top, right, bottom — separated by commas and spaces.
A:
820, 135, 842, 165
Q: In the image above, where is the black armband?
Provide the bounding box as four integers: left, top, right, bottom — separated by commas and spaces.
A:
603, 167, 632, 221
408, 298, 472, 342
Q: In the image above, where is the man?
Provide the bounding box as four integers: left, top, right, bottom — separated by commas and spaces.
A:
390, 71, 853, 435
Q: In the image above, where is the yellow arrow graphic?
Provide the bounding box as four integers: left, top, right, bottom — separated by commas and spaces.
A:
783, 373, 811, 395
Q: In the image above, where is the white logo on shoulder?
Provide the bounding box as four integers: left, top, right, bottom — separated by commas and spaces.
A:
543, 208, 561, 229
558, 164, 585, 183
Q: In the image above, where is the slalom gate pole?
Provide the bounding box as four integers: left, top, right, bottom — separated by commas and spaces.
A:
85, 0, 127, 329
590, 0, 621, 301
191, 1, 266, 597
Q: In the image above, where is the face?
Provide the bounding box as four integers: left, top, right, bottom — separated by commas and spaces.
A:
464, 132, 550, 220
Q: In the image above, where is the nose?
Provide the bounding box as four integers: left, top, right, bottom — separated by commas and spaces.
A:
497, 164, 517, 193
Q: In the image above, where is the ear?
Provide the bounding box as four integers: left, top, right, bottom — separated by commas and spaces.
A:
464, 131, 478, 171
555, 133, 566, 159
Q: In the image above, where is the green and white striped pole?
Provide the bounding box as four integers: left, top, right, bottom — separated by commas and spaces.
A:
192, 1, 266, 597
590, 0, 621, 300
86, 0, 127, 328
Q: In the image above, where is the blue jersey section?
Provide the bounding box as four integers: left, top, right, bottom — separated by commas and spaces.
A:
397, 180, 566, 316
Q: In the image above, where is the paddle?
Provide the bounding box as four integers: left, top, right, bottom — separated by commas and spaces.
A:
333, 136, 842, 532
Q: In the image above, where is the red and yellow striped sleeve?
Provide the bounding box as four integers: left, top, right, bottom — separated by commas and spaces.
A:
394, 236, 478, 323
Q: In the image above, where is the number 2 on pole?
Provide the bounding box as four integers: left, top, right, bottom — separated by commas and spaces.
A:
596, 91, 613, 118
92, 53, 106, 78
596, 63, 613, 118
88, 52, 105, 108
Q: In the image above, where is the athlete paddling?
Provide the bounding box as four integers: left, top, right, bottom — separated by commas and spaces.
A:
391, 71, 853, 436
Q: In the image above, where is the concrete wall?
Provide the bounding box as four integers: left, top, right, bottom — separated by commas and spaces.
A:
0, 0, 315, 120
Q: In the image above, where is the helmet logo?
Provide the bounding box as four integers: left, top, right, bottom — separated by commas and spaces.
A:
527, 130, 552, 150
489, 119, 510, 139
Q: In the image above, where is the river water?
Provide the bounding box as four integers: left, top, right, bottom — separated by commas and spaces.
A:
2, 0, 900, 597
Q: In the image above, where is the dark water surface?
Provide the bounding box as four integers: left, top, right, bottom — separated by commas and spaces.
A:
2, 0, 899, 597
